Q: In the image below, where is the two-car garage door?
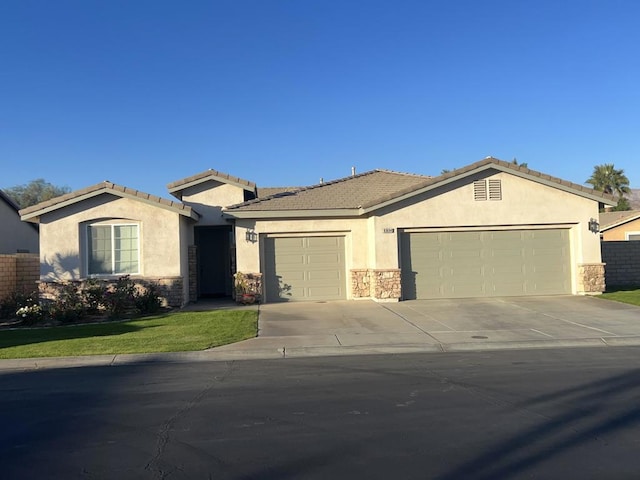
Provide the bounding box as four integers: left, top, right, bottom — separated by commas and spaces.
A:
263, 236, 346, 302
401, 229, 571, 299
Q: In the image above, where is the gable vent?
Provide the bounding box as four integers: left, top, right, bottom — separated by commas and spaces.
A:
473, 180, 487, 201
474, 180, 487, 201
488, 179, 502, 200
474, 179, 502, 201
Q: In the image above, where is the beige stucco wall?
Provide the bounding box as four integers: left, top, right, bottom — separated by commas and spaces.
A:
38, 194, 186, 281
235, 170, 603, 298
0, 199, 39, 254
373, 171, 602, 266
602, 218, 640, 241
180, 181, 248, 226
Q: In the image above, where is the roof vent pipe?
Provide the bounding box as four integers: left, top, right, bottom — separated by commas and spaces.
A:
351, 166, 356, 176
320, 177, 324, 184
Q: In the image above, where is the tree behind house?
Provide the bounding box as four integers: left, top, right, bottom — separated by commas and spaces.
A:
3, 179, 71, 209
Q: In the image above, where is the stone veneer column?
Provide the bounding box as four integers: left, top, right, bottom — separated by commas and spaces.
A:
350, 269, 371, 298
372, 269, 401, 301
577, 263, 606, 294
188, 245, 198, 302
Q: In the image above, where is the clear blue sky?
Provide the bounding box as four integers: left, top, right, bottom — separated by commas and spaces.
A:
2, 0, 639, 199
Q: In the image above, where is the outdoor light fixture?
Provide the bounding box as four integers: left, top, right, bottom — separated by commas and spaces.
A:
588, 218, 600, 233
245, 228, 258, 243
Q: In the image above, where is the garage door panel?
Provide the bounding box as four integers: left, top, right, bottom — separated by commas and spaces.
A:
307, 253, 343, 265
264, 236, 346, 302
402, 229, 571, 299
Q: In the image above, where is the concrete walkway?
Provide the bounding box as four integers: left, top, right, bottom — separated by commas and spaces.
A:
2, 296, 640, 370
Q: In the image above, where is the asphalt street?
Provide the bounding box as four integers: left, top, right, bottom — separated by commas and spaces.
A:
3, 347, 640, 479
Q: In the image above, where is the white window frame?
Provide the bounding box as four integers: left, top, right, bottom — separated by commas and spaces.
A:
625, 231, 640, 241
86, 222, 141, 276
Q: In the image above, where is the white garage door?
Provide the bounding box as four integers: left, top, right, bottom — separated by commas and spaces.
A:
263, 236, 346, 302
401, 229, 571, 299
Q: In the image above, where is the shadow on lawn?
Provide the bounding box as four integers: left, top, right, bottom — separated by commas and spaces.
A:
0, 315, 168, 350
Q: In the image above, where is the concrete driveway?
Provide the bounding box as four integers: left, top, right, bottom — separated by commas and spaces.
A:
227, 295, 640, 355
4, 296, 640, 371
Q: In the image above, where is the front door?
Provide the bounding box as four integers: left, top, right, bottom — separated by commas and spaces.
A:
195, 226, 232, 298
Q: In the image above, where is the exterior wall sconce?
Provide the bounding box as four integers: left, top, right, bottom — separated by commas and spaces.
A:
588, 218, 600, 233
245, 228, 258, 243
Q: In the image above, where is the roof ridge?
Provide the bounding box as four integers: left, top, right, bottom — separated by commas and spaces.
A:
168, 168, 256, 192
376, 168, 432, 178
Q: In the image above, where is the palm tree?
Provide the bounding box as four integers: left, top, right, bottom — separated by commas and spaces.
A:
586, 163, 631, 198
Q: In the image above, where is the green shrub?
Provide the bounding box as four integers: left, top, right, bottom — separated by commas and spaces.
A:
102, 275, 136, 319
1, 292, 38, 320
135, 282, 163, 315
82, 279, 107, 314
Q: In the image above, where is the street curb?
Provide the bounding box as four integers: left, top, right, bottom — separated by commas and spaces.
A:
3, 335, 640, 371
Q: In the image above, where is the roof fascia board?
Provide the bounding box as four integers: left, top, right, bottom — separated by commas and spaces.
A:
21, 189, 199, 222
223, 208, 361, 219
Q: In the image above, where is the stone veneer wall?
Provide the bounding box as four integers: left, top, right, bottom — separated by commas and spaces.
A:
350, 269, 401, 301
39, 276, 186, 308
0, 253, 39, 300
577, 263, 606, 294
351, 269, 371, 298
188, 245, 198, 302
601, 241, 640, 287
371, 269, 401, 301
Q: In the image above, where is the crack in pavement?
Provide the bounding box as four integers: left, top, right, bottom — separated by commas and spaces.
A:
144, 360, 236, 479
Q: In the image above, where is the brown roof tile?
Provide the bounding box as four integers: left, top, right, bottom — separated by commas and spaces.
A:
226, 169, 432, 212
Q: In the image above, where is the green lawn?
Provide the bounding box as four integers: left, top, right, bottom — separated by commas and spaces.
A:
0, 309, 258, 359
599, 287, 640, 307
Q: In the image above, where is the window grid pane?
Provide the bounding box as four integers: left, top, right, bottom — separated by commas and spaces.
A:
114, 225, 139, 274
88, 226, 112, 274
88, 224, 139, 275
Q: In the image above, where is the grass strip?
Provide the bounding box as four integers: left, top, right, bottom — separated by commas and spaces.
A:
0, 310, 258, 359
599, 287, 640, 307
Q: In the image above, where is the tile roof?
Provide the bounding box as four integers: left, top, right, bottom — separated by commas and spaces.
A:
225, 157, 616, 216
168, 168, 256, 196
20, 181, 199, 222
226, 169, 432, 212
599, 210, 640, 230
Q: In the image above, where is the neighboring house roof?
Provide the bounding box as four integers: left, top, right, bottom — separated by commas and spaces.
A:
1, 189, 39, 232
224, 157, 617, 218
167, 169, 256, 198
0, 189, 20, 211
20, 181, 200, 223
599, 210, 640, 231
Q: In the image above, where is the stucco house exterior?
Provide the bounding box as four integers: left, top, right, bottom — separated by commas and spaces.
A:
0, 189, 39, 254
20, 157, 616, 306
599, 210, 640, 241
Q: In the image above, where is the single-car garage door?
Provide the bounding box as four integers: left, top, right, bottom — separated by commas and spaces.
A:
401, 229, 571, 299
263, 236, 346, 302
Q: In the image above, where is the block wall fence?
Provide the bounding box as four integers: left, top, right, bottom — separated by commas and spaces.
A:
601, 242, 640, 287
0, 253, 39, 300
